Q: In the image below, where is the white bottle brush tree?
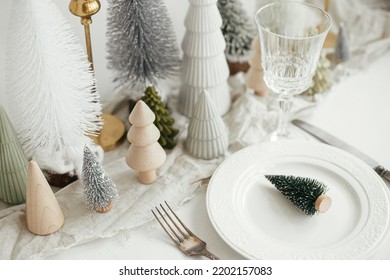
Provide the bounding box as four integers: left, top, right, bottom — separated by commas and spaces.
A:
106, 0, 180, 99
217, 0, 256, 75
5, 0, 102, 182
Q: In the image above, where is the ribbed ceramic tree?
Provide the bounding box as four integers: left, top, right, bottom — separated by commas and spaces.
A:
0, 106, 28, 204
334, 22, 350, 63
142, 85, 179, 149
5, 0, 102, 183
82, 146, 118, 213
265, 175, 332, 216
185, 89, 228, 159
106, 0, 180, 96
178, 0, 231, 117
26, 161, 64, 235
217, 0, 256, 74
126, 101, 166, 184
244, 34, 268, 97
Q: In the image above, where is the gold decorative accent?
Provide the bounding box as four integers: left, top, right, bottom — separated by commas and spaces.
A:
89, 113, 126, 152
322, 0, 336, 49
69, 0, 125, 151
69, 0, 100, 70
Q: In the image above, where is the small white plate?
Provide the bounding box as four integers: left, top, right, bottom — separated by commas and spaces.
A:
206, 140, 390, 259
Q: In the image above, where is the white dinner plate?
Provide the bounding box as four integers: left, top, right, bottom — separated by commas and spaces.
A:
206, 140, 390, 259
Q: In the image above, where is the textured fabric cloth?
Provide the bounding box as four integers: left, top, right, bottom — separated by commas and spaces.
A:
0, 85, 270, 259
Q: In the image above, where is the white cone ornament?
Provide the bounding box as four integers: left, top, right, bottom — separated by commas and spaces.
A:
178, 0, 231, 117
126, 101, 166, 184
26, 161, 64, 235
186, 90, 228, 159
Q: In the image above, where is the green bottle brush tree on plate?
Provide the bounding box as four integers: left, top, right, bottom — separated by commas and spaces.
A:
265, 175, 332, 216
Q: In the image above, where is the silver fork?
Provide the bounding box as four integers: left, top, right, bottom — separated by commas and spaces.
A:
151, 201, 220, 260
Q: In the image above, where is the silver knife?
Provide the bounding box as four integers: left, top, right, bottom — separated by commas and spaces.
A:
292, 119, 390, 183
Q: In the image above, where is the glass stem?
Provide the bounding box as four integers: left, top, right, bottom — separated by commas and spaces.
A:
276, 93, 292, 137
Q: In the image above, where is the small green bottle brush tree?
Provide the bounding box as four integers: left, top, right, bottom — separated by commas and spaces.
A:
265, 175, 332, 216
142, 85, 179, 150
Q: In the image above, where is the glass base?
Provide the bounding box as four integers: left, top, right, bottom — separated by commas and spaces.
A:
261, 122, 312, 142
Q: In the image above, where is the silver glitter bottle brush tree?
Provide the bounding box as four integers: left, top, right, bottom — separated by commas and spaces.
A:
106, 0, 180, 104
82, 146, 118, 213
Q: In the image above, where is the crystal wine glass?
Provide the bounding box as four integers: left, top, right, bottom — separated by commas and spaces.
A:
255, 2, 331, 141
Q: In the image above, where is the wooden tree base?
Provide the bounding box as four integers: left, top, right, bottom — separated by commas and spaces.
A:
96, 201, 113, 213
138, 170, 157, 185
228, 60, 250, 75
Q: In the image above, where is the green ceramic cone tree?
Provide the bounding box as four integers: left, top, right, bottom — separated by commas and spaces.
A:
0, 106, 28, 204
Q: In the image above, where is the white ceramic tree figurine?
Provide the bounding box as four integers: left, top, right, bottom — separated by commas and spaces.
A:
5, 0, 102, 185
178, 0, 231, 117
0, 106, 28, 205
185, 90, 228, 159
126, 101, 166, 184
26, 161, 65, 235
244, 34, 269, 97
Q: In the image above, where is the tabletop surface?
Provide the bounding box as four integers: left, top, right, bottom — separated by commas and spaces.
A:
45, 50, 390, 260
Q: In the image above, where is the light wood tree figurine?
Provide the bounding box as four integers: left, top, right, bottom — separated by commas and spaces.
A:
245, 34, 269, 97
185, 89, 228, 160
178, 0, 231, 117
26, 161, 64, 235
0, 106, 28, 205
126, 100, 166, 184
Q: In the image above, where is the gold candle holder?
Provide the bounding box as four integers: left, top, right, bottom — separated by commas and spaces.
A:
69, 0, 125, 152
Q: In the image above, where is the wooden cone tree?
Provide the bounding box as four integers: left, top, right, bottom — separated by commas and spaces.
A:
126, 101, 166, 184
0, 106, 28, 204
244, 34, 268, 97
178, 0, 231, 117
26, 161, 64, 235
